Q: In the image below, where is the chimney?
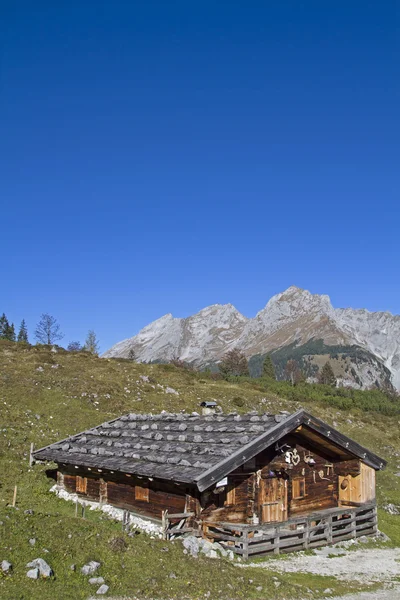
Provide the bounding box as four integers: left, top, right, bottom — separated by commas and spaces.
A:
200, 401, 217, 416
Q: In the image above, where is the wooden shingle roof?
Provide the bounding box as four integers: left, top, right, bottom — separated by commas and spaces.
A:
33, 409, 386, 491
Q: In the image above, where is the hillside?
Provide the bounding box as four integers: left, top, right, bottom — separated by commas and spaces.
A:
1, 340, 400, 600
103, 286, 400, 391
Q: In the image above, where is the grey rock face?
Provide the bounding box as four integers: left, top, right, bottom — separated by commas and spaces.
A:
26, 558, 53, 578
103, 286, 400, 390
81, 560, 101, 575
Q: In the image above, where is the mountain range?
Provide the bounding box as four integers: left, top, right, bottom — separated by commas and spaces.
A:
103, 286, 400, 391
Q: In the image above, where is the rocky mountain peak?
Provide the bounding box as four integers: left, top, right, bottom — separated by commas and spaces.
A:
103, 287, 400, 391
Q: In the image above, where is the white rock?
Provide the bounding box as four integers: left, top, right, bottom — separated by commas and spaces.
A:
27, 568, 39, 579
1, 560, 12, 573
81, 560, 101, 575
26, 558, 53, 578
96, 584, 109, 594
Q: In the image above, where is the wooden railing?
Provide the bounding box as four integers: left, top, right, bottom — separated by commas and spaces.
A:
203, 502, 377, 559
162, 510, 197, 540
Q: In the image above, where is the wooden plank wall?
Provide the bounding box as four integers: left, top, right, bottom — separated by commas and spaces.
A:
58, 467, 190, 519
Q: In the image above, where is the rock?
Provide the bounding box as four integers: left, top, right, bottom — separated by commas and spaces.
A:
383, 503, 400, 515
324, 589, 333, 594
274, 581, 281, 587
81, 560, 101, 575
96, 584, 109, 595
395, 472, 400, 477
256, 586, 263, 591
24, 509, 34, 515
165, 387, 179, 395
70, 564, 76, 571
169, 572, 177, 578
26, 558, 53, 578
29, 538, 36, 546
1, 560, 12, 573
89, 577, 105, 585
182, 536, 200, 557
27, 568, 39, 579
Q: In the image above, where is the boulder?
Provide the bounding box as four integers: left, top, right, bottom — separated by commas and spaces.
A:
26, 558, 53, 578
89, 577, 105, 585
81, 560, 101, 575
27, 568, 39, 579
1, 560, 12, 573
96, 584, 109, 594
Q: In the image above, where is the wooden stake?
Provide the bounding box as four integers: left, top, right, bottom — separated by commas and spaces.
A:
29, 443, 35, 467
12, 485, 17, 507
75, 498, 78, 517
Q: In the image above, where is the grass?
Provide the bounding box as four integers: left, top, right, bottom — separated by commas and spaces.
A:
0, 340, 399, 599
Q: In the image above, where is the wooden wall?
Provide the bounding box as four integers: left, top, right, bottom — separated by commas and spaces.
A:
58, 466, 191, 520
339, 462, 376, 506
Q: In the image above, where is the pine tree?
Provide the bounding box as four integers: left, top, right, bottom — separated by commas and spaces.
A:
318, 361, 336, 387
219, 348, 249, 377
5, 322, 16, 341
17, 319, 29, 343
34, 314, 64, 345
0, 313, 9, 339
83, 330, 100, 355
262, 354, 276, 379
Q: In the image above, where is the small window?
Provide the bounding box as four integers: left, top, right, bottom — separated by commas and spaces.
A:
292, 477, 306, 499
76, 476, 87, 494
135, 485, 149, 502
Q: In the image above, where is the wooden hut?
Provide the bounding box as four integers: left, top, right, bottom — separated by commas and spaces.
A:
33, 408, 385, 557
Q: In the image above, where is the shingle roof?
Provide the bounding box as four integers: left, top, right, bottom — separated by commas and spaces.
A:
33, 409, 386, 491
33, 410, 291, 485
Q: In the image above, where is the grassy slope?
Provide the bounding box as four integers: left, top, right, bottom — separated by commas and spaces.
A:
0, 341, 399, 600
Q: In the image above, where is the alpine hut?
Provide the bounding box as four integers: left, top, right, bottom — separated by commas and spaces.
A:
33, 408, 385, 557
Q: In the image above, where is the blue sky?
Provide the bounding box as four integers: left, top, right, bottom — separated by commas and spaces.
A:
1, 1, 399, 351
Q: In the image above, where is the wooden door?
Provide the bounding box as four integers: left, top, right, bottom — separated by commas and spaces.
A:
259, 477, 287, 523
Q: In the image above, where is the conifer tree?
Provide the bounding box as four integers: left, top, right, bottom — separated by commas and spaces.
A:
0, 313, 9, 339
5, 322, 16, 341
318, 361, 336, 387
83, 330, 100, 355
17, 319, 29, 343
262, 354, 276, 379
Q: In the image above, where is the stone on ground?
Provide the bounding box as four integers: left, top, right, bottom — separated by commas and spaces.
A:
81, 560, 101, 575
26, 558, 53, 578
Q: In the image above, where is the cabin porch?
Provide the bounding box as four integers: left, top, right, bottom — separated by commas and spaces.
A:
200, 501, 377, 559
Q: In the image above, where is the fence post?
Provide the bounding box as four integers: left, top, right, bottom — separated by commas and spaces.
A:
351, 510, 357, 539
29, 443, 35, 467
12, 485, 17, 507
304, 518, 309, 550
242, 529, 249, 561
161, 510, 169, 540
273, 526, 280, 555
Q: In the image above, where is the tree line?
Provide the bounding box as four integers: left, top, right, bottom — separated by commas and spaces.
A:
0, 312, 100, 355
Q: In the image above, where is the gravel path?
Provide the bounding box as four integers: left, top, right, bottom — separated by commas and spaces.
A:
245, 547, 400, 583
329, 584, 400, 600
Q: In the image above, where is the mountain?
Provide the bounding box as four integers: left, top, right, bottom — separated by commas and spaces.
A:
103, 286, 400, 391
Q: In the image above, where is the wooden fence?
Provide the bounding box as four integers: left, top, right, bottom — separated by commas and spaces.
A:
162, 510, 197, 540
204, 502, 377, 559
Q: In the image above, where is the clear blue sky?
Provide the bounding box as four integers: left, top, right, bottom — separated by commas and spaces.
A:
1, 1, 399, 352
